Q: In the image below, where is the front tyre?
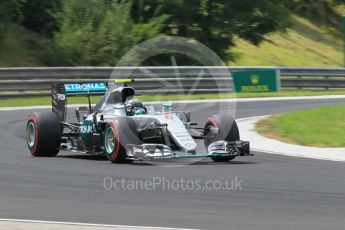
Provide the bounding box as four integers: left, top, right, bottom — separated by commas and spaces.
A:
103, 118, 139, 164
104, 121, 123, 163
204, 114, 240, 162
26, 112, 61, 157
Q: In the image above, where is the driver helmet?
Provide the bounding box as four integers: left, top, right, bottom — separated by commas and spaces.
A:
126, 99, 147, 116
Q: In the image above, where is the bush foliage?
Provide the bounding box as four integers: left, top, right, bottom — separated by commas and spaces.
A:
0, 0, 344, 65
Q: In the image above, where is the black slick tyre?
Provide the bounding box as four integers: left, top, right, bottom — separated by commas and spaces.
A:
26, 112, 61, 157
204, 114, 240, 162
103, 117, 139, 164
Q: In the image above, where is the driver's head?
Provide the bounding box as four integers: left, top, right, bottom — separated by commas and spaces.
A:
126, 99, 147, 116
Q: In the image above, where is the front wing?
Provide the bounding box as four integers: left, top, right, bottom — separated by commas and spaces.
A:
125, 140, 252, 161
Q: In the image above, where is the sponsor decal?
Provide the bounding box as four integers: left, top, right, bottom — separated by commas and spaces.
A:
165, 114, 173, 120
240, 85, 269, 92
64, 82, 107, 93
57, 94, 66, 101
232, 69, 280, 93
80, 124, 93, 134
250, 75, 260, 84
184, 143, 193, 147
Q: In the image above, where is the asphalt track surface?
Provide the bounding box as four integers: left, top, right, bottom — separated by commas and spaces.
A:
0, 98, 345, 230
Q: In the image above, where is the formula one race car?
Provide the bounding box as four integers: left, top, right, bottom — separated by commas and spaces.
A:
25, 80, 251, 163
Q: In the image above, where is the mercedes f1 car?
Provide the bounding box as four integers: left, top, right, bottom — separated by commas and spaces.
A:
26, 80, 251, 163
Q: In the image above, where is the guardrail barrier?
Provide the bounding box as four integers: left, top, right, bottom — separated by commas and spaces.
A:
0, 66, 344, 98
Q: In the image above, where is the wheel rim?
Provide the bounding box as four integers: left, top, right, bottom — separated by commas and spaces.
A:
104, 127, 116, 154
205, 123, 214, 135
26, 121, 36, 148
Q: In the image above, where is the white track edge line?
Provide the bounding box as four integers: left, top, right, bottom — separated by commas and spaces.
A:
252, 148, 345, 162
0, 218, 197, 230
236, 115, 345, 162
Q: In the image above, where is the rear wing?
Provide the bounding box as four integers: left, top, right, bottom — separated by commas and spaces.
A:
52, 82, 108, 121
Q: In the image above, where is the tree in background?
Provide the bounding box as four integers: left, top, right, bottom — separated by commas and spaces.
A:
4, 0, 345, 66
131, 0, 291, 61
19, 0, 60, 37
51, 0, 167, 66
0, 0, 23, 44
284, 0, 345, 34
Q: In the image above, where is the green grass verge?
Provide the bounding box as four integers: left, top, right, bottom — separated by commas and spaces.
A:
256, 105, 345, 147
0, 90, 344, 107
231, 16, 343, 66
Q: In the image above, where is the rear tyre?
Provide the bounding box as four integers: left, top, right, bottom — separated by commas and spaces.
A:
204, 114, 239, 162
26, 112, 61, 157
103, 117, 139, 164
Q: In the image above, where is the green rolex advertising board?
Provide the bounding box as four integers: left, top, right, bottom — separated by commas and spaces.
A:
343, 16, 345, 66
232, 69, 280, 93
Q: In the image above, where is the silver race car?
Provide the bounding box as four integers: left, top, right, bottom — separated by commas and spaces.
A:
26, 80, 251, 163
